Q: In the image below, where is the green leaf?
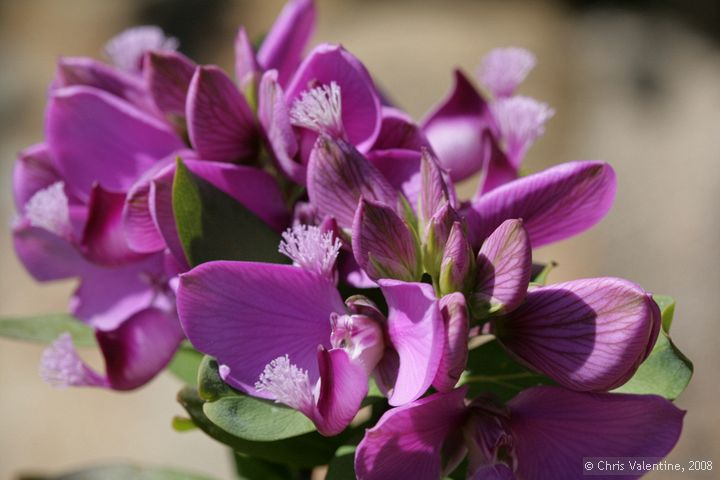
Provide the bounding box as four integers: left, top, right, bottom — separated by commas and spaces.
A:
19, 464, 217, 480
177, 386, 343, 468
530, 261, 557, 286
0, 313, 95, 347
612, 330, 693, 400
172, 158, 288, 267
653, 294, 676, 333
167, 343, 203, 386
232, 452, 298, 480
171, 416, 197, 432
325, 446, 357, 480
196, 356, 316, 441
461, 336, 554, 401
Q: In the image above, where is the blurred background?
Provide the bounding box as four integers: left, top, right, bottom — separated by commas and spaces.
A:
0, 0, 718, 478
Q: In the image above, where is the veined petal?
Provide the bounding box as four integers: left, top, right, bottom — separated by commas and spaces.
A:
186, 66, 258, 162
56, 57, 154, 113
307, 136, 397, 228
81, 184, 150, 266
257, 70, 305, 184
379, 280, 444, 406
421, 69, 492, 181
495, 278, 661, 391
97, 307, 184, 390
418, 149, 453, 232
46, 86, 183, 197
144, 50, 196, 117
286, 44, 382, 150
234, 27, 260, 86
12, 144, 60, 209
355, 387, 469, 480
257, 0, 316, 87
473, 219, 531, 315
372, 107, 429, 151
367, 148, 422, 208
352, 198, 421, 282
477, 47, 536, 98
468, 161, 616, 248
432, 293, 470, 392
312, 347, 368, 436
177, 262, 344, 394
508, 387, 685, 480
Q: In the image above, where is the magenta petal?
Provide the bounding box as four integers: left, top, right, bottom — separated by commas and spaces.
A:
184, 159, 290, 232
508, 387, 685, 480
257, 70, 305, 184
97, 307, 184, 390
379, 280, 444, 406
46, 86, 183, 197
257, 0, 316, 87
496, 278, 661, 391
145, 50, 196, 117
477, 131, 516, 195
421, 70, 492, 181
70, 257, 162, 331
55, 57, 154, 113
355, 387, 468, 480
81, 184, 149, 266
468, 161, 617, 248
286, 44, 382, 150
13, 222, 89, 281
177, 262, 344, 394
234, 27, 260, 86
366, 148, 422, 208
352, 198, 420, 282
313, 347, 368, 436
432, 293, 470, 392
186, 66, 258, 162
372, 107, 429, 151
13, 143, 60, 209
418, 149, 453, 230
307, 136, 397, 228
473, 219, 531, 315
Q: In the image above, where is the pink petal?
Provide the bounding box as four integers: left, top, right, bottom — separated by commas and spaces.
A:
432, 293, 470, 392
177, 262, 344, 394
186, 66, 258, 162
355, 387, 468, 480
372, 106, 429, 151
379, 280, 444, 405
366, 148, 422, 208
12, 143, 61, 209
495, 278, 661, 391
468, 161, 616, 248
234, 27, 260, 86
12, 221, 89, 281
144, 50, 197, 116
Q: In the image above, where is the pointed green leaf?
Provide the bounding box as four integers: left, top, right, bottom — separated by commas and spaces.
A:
0, 313, 94, 347
172, 158, 288, 267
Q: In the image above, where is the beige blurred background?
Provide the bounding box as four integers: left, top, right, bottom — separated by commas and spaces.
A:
1, 0, 718, 478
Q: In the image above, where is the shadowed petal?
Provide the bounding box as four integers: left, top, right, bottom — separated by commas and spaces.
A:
97, 307, 184, 390
421, 69, 492, 181
145, 50, 196, 116
495, 278, 660, 391
186, 66, 258, 162
432, 293, 470, 392
352, 198, 421, 282
367, 148, 422, 208
313, 347, 368, 436
257, 0, 316, 86
468, 161, 616, 248
379, 280, 444, 405
508, 387, 685, 480
12, 221, 89, 281
46, 86, 182, 197
473, 219, 531, 315
286, 44, 381, 150
178, 262, 344, 394
372, 107, 429, 151
307, 136, 397, 228
355, 387, 468, 480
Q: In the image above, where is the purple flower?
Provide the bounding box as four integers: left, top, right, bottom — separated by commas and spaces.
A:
421, 48, 553, 188
355, 386, 685, 480
177, 225, 446, 434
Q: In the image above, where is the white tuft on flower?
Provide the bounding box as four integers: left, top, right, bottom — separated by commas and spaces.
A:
290, 82, 344, 137
39, 333, 97, 388
24, 181, 72, 238
105, 26, 179, 73
477, 47, 537, 98
490, 96, 555, 165
255, 355, 315, 412
279, 224, 342, 277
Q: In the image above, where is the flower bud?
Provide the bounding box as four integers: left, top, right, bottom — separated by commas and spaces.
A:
439, 221, 475, 295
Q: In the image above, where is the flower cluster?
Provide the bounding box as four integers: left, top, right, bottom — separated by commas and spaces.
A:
11, 0, 686, 479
